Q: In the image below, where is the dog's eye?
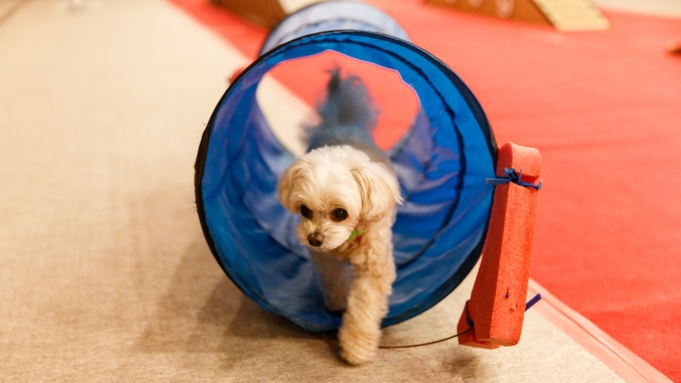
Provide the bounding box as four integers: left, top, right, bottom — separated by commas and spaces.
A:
331, 208, 348, 222
300, 205, 313, 219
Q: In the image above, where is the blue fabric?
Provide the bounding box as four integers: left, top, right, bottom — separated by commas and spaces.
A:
196, 14, 497, 331
260, 1, 410, 55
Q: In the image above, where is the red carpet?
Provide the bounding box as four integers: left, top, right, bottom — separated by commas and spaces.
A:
169, 0, 681, 380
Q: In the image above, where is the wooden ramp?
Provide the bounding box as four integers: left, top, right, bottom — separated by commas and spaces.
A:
210, 0, 326, 27
426, 0, 609, 31
534, 0, 609, 30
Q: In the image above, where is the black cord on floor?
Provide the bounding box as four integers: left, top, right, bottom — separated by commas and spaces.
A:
378, 327, 473, 349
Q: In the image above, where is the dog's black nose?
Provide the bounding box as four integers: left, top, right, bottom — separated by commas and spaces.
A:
307, 233, 324, 247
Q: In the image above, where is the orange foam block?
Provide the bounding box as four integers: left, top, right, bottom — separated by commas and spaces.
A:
458, 142, 542, 348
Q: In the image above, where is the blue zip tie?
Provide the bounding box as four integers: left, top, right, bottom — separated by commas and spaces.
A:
464, 302, 475, 328
463, 293, 543, 330
486, 168, 542, 190
525, 293, 542, 311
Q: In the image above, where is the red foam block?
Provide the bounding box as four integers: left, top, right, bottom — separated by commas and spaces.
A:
458, 142, 542, 348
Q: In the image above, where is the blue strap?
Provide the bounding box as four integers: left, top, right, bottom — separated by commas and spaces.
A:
464, 293, 542, 330
486, 168, 542, 190
464, 301, 475, 328
525, 293, 542, 311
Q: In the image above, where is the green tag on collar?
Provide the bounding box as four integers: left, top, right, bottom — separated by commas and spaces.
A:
347, 229, 366, 241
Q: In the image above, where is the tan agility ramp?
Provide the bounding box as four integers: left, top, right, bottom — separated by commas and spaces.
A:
210, 0, 322, 27
425, 0, 610, 31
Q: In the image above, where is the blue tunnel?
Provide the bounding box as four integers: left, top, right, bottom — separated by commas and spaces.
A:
195, 1, 498, 332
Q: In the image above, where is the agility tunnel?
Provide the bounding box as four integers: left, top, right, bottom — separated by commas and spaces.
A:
195, 1, 508, 332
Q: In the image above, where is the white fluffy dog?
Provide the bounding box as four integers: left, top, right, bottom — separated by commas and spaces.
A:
277, 70, 403, 365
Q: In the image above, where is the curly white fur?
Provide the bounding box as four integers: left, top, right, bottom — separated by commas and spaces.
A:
278, 145, 402, 365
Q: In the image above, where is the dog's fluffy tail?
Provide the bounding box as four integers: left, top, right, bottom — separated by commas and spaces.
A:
308, 69, 378, 134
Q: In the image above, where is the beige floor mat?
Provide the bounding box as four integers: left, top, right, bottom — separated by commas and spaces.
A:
0, 0, 626, 381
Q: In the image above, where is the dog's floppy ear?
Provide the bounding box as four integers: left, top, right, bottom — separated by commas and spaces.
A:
351, 162, 403, 222
277, 159, 308, 212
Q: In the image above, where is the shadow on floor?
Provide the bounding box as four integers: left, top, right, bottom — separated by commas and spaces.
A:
136, 236, 315, 356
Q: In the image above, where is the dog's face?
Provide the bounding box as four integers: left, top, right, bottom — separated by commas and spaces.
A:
277, 145, 402, 252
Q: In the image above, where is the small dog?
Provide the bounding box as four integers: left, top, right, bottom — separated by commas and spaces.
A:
277, 69, 403, 365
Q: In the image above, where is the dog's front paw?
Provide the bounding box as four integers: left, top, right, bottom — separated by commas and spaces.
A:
338, 325, 380, 365
340, 345, 374, 366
